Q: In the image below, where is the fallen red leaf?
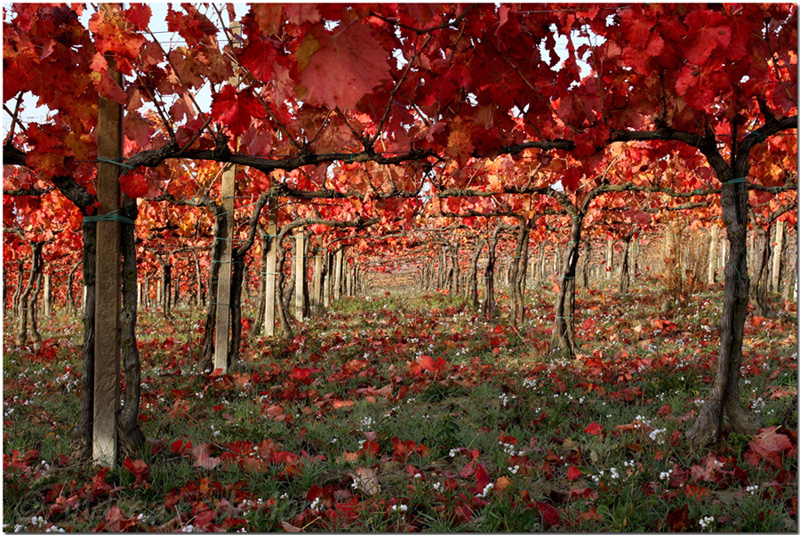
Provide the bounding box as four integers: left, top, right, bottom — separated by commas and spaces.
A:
535, 501, 561, 527
105, 505, 138, 532
749, 426, 793, 469
584, 422, 603, 436
191, 443, 221, 470
567, 465, 582, 481
666, 504, 689, 531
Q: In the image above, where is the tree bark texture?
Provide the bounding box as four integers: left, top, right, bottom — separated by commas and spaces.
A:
448, 242, 460, 294
67, 260, 82, 314
685, 124, 776, 447
12, 260, 23, 318
467, 238, 486, 309
554, 217, 583, 355
581, 239, 591, 289
748, 218, 771, 316
119, 199, 145, 458
199, 205, 225, 368
509, 220, 530, 326
618, 232, 632, 297
276, 235, 293, 338
15, 244, 40, 346
161, 260, 172, 317
70, 221, 96, 462
192, 249, 202, 308
29, 265, 43, 344
227, 250, 245, 369
248, 227, 268, 341
482, 225, 507, 319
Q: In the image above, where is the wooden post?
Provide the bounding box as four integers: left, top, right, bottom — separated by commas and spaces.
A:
93, 41, 123, 467
294, 232, 306, 322
334, 248, 343, 300
213, 20, 241, 371
312, 237, 323, 314
263, 200, 278, 336
771, 219, 785, 293
214, 162, 235, 372
605, 238, 613, 279
720, 236, 727, 269
346, 259, 353, 296
708, 225, 720, 285
43, 274, 51, 316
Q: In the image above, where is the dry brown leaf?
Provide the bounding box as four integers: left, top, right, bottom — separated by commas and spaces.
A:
352, 467, 381, 496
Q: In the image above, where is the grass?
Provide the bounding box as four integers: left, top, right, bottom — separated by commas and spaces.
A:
3, 278, 797, 532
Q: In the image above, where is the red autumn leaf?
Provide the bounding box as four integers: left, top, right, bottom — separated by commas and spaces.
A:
582, 507, 603, 521
567, 465, 582, 481
748, 426, 793, 469
359, 440, 381, 458
331, 399, 355, 409
297, 23, 391, 110
343, 359, 368, 374
165, 5, 217, 47
210, 85, 265, 137
497, 431, 519, 445
391, 437, 427, 461
105, 505, 138, 532
535, 501, 562, 527
289, 366, 315, 385
418, 354, 436, 372
306, 484, 325, 503
124, 4, 151, 31
191, 443, 221, 470
685, 483, 710, 502
238, 38, 279, 83
460, 460, 475, 478
119, 171, 148, 199
584, 422, 603, 436
171, 439, 192, 457
90, 467, 113, 495
446, 117, 475, 166
193, 510, 215, 528
666, 504, 689, 531
474, 462, 491, 492
122, 458, 149, 488
683, 10, 731, 65
92, 68, 128, 105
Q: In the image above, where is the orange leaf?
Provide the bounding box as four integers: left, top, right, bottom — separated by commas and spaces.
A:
495, 475, 513, 492
685, 483, 710, 502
